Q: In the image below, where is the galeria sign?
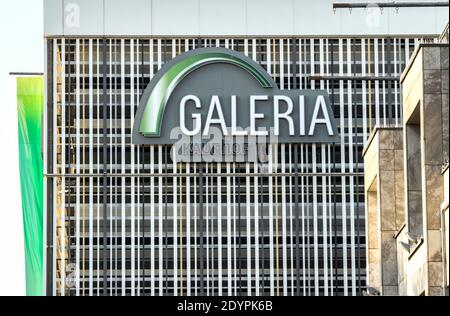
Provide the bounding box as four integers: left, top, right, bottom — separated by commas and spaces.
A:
132, 47, 338, 145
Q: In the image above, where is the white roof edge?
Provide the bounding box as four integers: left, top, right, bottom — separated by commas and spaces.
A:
44, 0, 449, 37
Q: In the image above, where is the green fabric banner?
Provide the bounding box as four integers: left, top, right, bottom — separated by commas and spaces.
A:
17, 76, 44, 296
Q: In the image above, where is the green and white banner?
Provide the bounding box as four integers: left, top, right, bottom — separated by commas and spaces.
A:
17, 76, 44, 296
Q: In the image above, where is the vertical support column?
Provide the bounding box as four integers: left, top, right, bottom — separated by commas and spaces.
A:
420, 46, 446, 296
363, 128, 403, 296
102, 38, 108, 296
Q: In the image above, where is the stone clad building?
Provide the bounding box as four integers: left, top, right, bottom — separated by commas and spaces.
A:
363, 127, 405, 295
363, 36, 449, 296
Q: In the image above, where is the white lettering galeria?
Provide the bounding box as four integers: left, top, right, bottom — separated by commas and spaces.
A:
179, 94, 334, 137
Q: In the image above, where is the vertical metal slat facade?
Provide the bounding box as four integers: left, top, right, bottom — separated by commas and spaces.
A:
45, 36, 426, 296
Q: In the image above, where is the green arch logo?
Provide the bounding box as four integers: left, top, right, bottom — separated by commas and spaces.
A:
137, 48, 274, 137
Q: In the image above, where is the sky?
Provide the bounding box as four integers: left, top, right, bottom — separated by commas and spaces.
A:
0, 0, 43, 296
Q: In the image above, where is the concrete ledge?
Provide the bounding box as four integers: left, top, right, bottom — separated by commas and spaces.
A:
394, 222, 407, 240
400, 43, 449, 84
362, 126, 403, 158
408, 238, 425, 260
442, 162, 449, 174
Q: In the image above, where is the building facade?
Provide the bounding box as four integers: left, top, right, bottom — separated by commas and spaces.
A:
43, 0, 448, 296
363, 40, 449, 296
